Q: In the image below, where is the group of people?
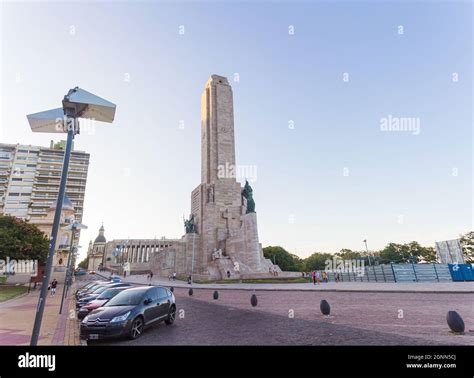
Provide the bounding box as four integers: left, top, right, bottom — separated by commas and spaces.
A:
308, 271, 341, 284
146, 271, 154, 281
269, 267, 279, 277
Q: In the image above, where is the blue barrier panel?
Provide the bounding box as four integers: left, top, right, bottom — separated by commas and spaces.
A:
460, 264, 474, 281
449, 264, 474, 281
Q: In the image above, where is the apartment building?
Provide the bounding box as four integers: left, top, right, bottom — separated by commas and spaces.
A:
0, 141, 89, 223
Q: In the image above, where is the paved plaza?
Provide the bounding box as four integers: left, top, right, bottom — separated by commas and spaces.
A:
1, 274, 472, 346
96, 281, 474, 346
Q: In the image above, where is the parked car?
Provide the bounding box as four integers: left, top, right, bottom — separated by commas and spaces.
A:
76, 281, 110, 299
89, 270, 96, 275
75, 268, 87, 276
80, 286, 176, 341
77, 287, 129, 320
76, 283, 131, 308
109, 275, 122, 283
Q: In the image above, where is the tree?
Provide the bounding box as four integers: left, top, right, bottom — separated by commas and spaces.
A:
335, 249, 362, 260
263, 246, 303, 271
379, 243, 409, 264
379, 241, 436, 264
460, 231, 474, 263
304, 252, 333, 271
0, 215, 49, 263
406, 241, 436, 263
78, 256, 89, 270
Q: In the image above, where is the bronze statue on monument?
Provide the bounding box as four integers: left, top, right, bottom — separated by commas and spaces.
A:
242, 179, 256, 213
184, 214, 197, 234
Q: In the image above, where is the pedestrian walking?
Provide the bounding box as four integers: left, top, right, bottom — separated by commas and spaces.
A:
50, 278, 58, 296
312, 271, 316, 285
322, 271, 328, 283
173, 272, 177, 281
150, 271, 154, 280
315, 271, 321, 285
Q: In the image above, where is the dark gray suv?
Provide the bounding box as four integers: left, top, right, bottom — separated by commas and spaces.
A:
80, 286, 176, 341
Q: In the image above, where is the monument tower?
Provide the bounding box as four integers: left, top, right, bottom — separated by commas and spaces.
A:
187, 75, 279, 279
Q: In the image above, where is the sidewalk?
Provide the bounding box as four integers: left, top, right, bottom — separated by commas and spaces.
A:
124, 274, 474, 293
0, 283, 80, 345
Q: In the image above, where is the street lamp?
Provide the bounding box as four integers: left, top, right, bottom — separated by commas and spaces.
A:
363, 239, 372, 266
59, 220, 87, 314
27, 87, 116, 346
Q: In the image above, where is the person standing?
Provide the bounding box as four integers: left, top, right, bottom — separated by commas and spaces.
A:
322, 271, 328, 283
315, 271, 321, 285
50, 278, 58, 296
150, 271, 154, 281
312, 271, 316, 285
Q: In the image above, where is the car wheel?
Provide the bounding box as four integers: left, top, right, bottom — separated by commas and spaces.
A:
129, 317, 144, 339
165, 305, 176, 325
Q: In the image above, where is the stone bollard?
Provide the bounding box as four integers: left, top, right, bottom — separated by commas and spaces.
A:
320, 299, 330, 316
447, 311, 465, 333
188, 288, 193, 296
250, 294, 258, 307
213, 290, 219, 300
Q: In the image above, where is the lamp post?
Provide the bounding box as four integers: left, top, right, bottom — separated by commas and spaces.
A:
66, 245, 80, 297
191, 231, 196, 283
27, 87, 116, 346
363, 239, 372, 266
59, 220, 87, 314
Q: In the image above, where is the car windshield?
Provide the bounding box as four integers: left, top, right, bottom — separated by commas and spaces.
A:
97, 288, 122, 300
105, 289, 145, 306
86, 283, 104, 291
92, 285, 110, 294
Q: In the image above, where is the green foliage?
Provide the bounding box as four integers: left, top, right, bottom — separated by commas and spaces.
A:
78, 256, 89, 269
335, 248, 362, 260
263, 246, 304, 271
303, 252, 333, 271
0, 215, 49, 263
460, 231, 474, 263
379, 241, 436, 264
0, 286, 29, 302
265, 240, 439, 272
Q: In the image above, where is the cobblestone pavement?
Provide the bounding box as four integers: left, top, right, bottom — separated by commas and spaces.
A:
96, 288, 474, 346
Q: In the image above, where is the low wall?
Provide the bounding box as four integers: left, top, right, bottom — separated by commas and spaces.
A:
4, 273, 32, 284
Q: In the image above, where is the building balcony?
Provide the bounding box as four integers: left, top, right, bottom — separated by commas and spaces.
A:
36, 171, 61, 177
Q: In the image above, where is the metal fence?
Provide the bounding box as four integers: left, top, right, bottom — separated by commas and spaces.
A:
324, 263, 452, 283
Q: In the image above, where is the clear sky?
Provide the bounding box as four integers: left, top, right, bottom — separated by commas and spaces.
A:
1, 0, 472, 263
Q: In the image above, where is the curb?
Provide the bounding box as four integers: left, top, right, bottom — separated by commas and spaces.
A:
122, 280, 474, 294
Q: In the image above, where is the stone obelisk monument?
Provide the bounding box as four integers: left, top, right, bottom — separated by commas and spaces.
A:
186, 75, 279, 279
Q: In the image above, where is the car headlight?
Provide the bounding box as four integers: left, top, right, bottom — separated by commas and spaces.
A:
82, 315, 89, 323
110, 311, 131, 323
